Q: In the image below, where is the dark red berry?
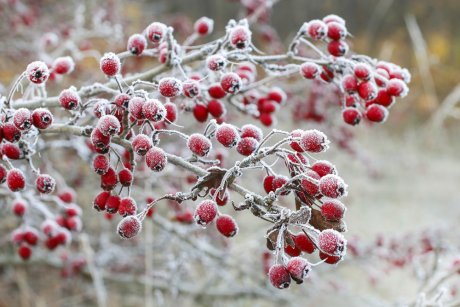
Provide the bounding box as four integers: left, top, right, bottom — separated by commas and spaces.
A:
216, 214, 238, 237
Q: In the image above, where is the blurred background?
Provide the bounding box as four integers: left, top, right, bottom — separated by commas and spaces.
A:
0, 0, 459, 306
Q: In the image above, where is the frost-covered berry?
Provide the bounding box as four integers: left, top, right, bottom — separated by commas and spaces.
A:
216, 214, 238, 237
91, 128, 111, 150
114, 93, 131, 109
146, 22, 167, 43
18, 244, 32, 260
187, 133, 212, 157
327, 21, 347, 40
300, 170, 320, 197
220, 72, 242, 94
268, 264, 291, 289
36, 174, 56, 194
342, 107, 362, 126
354, 63, 372, 81
321, 198, 346, 221
295, 233, 316, 254
207, 100, 225, 118
92, 99, 111, 118
142, 99, 166, 122
132, 134, 152, 156
300, 129, 329, 153
100, 53, 121, 76
327, 40, 348, 57
159, 77, 182, 98
101, 167, 118, 191
7, 169, 26, 192
229, 25, 251, 49
93, 191, 110, 211
208, 83, 227, 99
300, 62, 320, 79
182, 79, 201, 98
319, 174, 347, 198
145, 147, 167, 172
267, 87, 286, 104
194, 200, 217, 226
117, 216, 142, 239
366, 104, 388, 123
290, 129, 304, 152
3, 143, 21, 160
318, 229, 346, 257
387, 79, 409, 97
164, 102, 178, 123
311, 160, 337, 177
375, 89, 395, 107
96, 115, 120, 136
118, 168, 133, 187
106, 195, 121, 213
194, 16, 214, 36
272, 175, 289, 194
358, 81, 378, 101
52, 56, 75, 75
2, 123, 21, 142
193, 104, 209, 122
306, 20, 327, 40
58, 88, 81, 110
118, 197, 137, 217
240, 124, 263, 141
215, 124, 240, 148
26, 61, 50, 84
206, 54, 226, 71
236, 137, 258, 156
287, 257, 311, 284
32, 108, 53, 129
210, 188, 229, 206
127, 33, 147, 55
12, 200, 27, 216
13, 108, 32, 130
0, 165, 7, 184
341, 75, 358, 93
128, 97, 145, 120
263, 175, 275, 193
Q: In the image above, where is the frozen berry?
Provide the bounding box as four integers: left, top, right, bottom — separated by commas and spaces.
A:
206, 54, 226, 71
268, 264, 291, 289
194, 16, 214, 36
13, 108, 32, 130
2, 123, 21, 142
229, 25, 251, 49
93, 191, 110, 211
91, 128, 111, 150
132, 134, 152, 156
341, 75, 358, 93
287, 257, 311, 284
327, 21, 347, 40
106, 195, 121, 213
119, 197, 137, 217
300, 62, 320, 79
354, 63, 372, 80
236, 137, 258, 156
306, 20, 327, 40
263, 175, 275, 193
290, 129, 304, 152
101, 167, 118, 191
52, 56, 75, 74
142, 99, 166, 122
207, 100, 225, 118
159, 77, 182, 98
300, 129, 329, 153
100, 52, 120, 76
92, 155, 109, 175
319, 251, 342, 264
164, 102, 178, 123
240, 124, 263, 141
319, 174, 347, 198
7, 169, 26, 192
216, 214, 238, 237
96, 115, 120, 136
127, 33, 147, 55
366, 104, 388, 123
2, 143, 22, 160
194, 200, 217, 226
118, 168, 133, 187
210, 188, 229, 206
321, 198, 346, 221
342, 107, 362, 125
32, 108, 53, 129
182, 79, 201, 98
387, 79, 409, 97
26, 61, 50, 84
146, 22, 167, 43
0, 165, 7, 184
327, 40, 348, 57
215, 124, 240, 148
300, 170, 321, 197
117, 215, 142, 239
12, 199, 27, 216
36, 174, 56, 194
58, 88, 80, 110
187, 133, 212, 157
220, 72, 242, 94
145, 147, 167, 172
128, 97, 145, 120
208, 83, 227, 99
193, 104, 209, 122
311, 160, 337, 177
318, 229, 346, 256
358, 81, 378, 101
295, 233, 316, 254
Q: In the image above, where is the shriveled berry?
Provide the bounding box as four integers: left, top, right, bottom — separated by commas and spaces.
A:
127, 33, 147, 55
236, 137, 258, 156
132, 134, 153, 156
36, 174, 56, 194
26, 61, 50, 84
319, 174, 347, 198
159, 77, 182, 98
117, 216, 142, 239
100, 167, 118, 191
287, 257, 311, 284
145, 147, 168, 172
187, 133, 212, 157
216, 214, 238, 237
7, 169, 26, 192
321, 198, 346, 221
100, 52, 121, 76
215, 124, 240, 148
59, 88, 80, 110
194, 200, 217, 226
268, 264, 291, 289
300, 129, 329, 153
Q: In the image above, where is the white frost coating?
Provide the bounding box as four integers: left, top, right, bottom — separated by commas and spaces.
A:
97, 115, 121, 136
26, 61, 50, 84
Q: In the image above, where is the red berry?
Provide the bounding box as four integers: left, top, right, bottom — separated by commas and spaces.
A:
342, 107, 362, 125
306, 20, 327, 40
300, 129, 329, 153
32, 108, 53, 129
58, 88, 80, 110
187, 133, 212, 157
97, 115, 121, 136
117, 215, 142, 239
215, 124, 240, 148
311, 160, 337, 177
210, 188, 229, 206
118, 168, 133, 187
206, 54, 226, 71
216, 214, 238, 237
358, 81, 378, 101
387, 79, 409, 97
194, 200, 217, 226
106, 195, 121, 213
2, 123, 21, 142
93, 154, 109, 175
2, 143, 22, 160
159, 77, 182, 98
175, 209, 194, 224
268, 264, 291, 289
208, 83, 227, 99
341, 74, 358, 93
145, 147, 168, 172
300, 170, 320, 197
132, 134, 153, 156
127, 33, 147, 55
295, 233, 316, 254
327, 21, 347, 40
164, 102, 178, 123
18, 244, 32, 260
182, 79, 201, 98
65, 204, 82, 217
321, 198, 346, 221
375, 89, 395, 107
26, 61, 49, 84
272, 175, 289, 195
259, 113, 275, 126
300, 62, 320, 79
327, 40, 348, 57
207, 100, 225, 118
128, 97, 145, 120
240, 124, 263, 141
236, 137, 258, 156
290, 129, 304, 152
284, 243, 301, 257
114, 93, 131, 109
220, 72, 242, 94
229, 25, 251, 49
318, 229, 346, 257
93, 191, 110, 211
263, 175, 275, 193
119, 197, 137, 217
58, 188, 76, 203
52, 56, 75, 74
7, 169, 26, 192
267, 88, 286, 104
146, 22, 167, 43
100, 52, 120, 76
319, 251, 342, 264
23, 228, 39, 245
12, 199, 27, 216
287, 257, 311, 284
366, 104, 388, 123
0, 165, 7, 184
36, 174, 56, 194
91, 128, 111, 150
101, 167, 118, 191
319, 174, 347, 198
13, 108, 32, 130
66, 216, 82, 232
354, 63, 372, 80
194, 16, 214, 36
193, 104, 209, 122
142, 99, 166, 122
